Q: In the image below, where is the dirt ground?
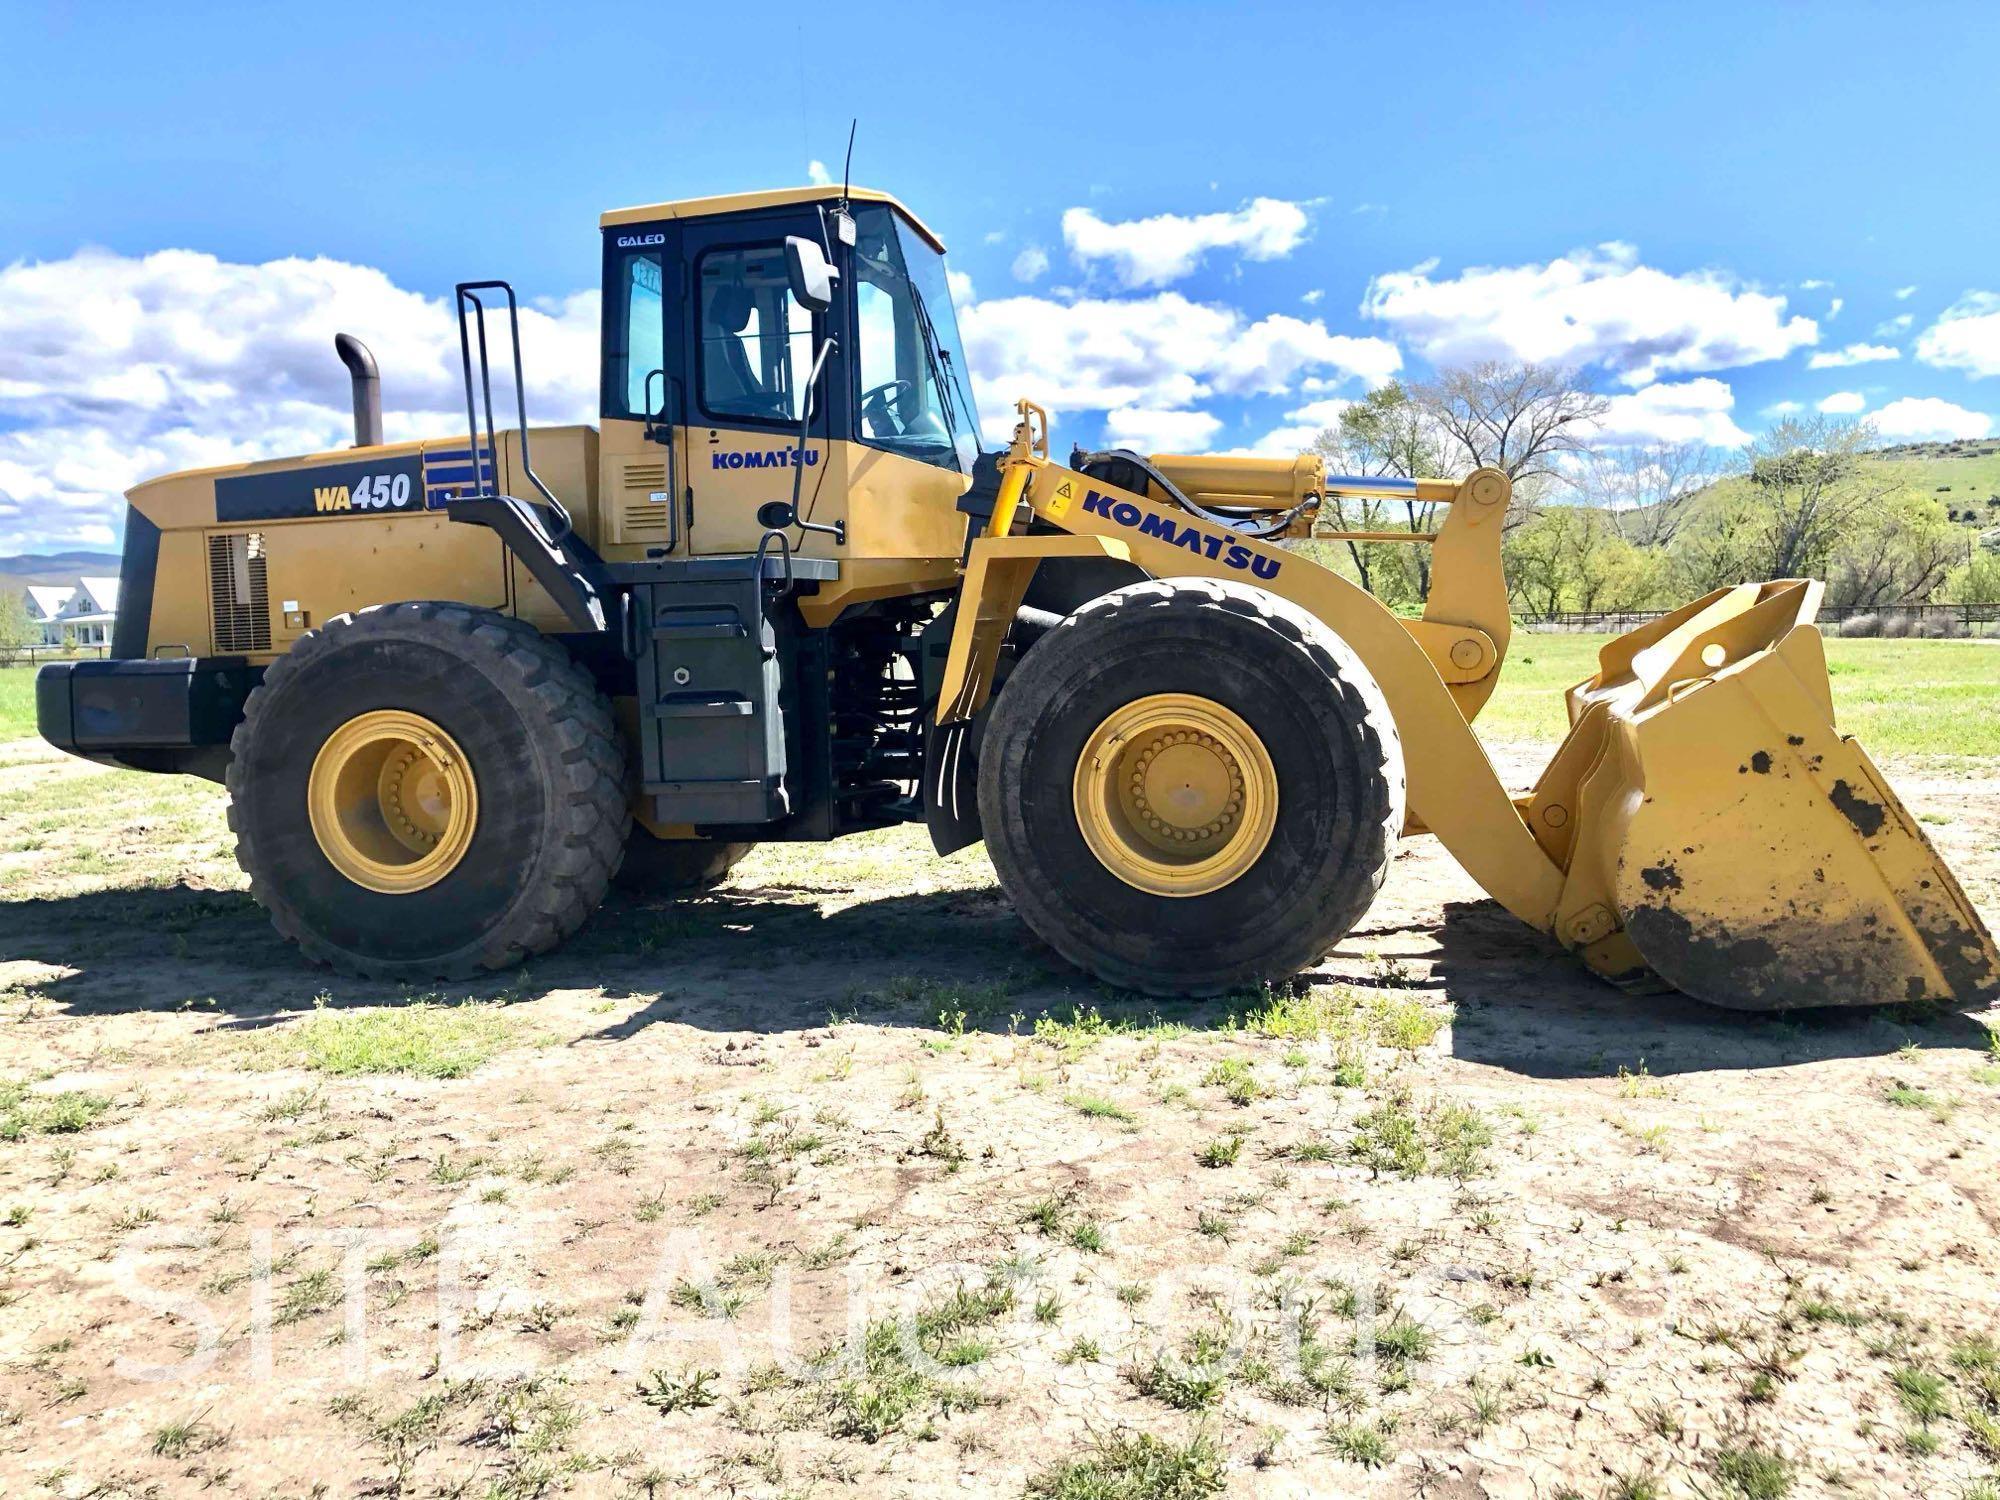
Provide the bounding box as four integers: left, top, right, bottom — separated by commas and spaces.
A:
2, 734, 1999, 1499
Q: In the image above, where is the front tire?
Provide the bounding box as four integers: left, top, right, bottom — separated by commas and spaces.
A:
977, 579, 1403, 995
227, 603, 629, 979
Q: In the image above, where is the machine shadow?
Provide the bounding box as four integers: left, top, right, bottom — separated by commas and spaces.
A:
5, 881, 1979, 1068
0, 877, 1066, 1035
1436, 896, 1990, 1078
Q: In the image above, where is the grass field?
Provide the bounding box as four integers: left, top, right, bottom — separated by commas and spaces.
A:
0, 665, 33, 740
8, 632, 1994, 760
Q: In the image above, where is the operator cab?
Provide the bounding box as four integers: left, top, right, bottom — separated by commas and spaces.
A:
595, 187, 980, 562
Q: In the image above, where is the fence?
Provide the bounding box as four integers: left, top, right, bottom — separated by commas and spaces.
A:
1522, 603, 2000, 638
0, 643, 110, 668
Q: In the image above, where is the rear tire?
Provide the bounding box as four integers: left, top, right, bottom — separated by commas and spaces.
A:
615, 834, 754, 895
227, 602, 629, 979
977, 579, 1403, 995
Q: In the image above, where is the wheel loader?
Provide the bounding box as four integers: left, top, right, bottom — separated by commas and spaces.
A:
36, 184, 1999, 1009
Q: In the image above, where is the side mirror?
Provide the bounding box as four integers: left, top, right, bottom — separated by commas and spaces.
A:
756, 500, 796, 529
784, 235, 837, 314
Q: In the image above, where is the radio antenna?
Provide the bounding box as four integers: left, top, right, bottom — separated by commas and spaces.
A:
839, 119, 857, 207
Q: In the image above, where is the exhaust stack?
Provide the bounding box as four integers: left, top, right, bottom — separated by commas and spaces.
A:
333, 333, 382, 447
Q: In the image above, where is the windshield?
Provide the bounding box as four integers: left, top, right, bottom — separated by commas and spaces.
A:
851, 204, 980, 474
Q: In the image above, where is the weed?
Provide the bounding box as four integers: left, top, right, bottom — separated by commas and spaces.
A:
1202, 1057, 1261, 1106
1891, 1364, 1949, 1424
1324, 1420, 1394, 1467
0, 1079, 111, 1141
1127, 1338, 1229, 1411
1066, 1092, 1136, 1123
276, 1268, 337, 1327
151, 1416, 221, 1459
1712, 1443, 1792, 1499
637, 1366, 719, 1414
1025, 1429, 1225, 1499
1196, 1135, 1243, 1169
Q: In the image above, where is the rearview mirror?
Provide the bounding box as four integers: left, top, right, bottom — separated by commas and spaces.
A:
785, 235, 837, 314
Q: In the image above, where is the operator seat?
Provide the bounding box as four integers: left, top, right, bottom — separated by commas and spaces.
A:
704, 284, 766, 414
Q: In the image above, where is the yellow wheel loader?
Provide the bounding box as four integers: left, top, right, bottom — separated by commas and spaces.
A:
36, 185, 1998, 1008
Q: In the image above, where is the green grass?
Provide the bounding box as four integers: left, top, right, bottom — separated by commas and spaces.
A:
1481, 634, 2000, 757
242, 999, 518, 1079
1026, 1430, 1226, 1500
0, 1078, 112, 1142
0, 666, 35, 739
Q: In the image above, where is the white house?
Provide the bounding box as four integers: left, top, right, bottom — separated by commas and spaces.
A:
19, 577, 118, 648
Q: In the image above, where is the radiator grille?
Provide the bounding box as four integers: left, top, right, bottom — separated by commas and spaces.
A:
208, 531, 271, 653
621, 458, 670, 539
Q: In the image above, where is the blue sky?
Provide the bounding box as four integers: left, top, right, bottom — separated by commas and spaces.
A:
2, 0, 1997, 551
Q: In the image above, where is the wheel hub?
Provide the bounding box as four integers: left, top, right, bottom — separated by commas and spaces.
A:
307, 710, 479, 894
1074, 694, 1277, 897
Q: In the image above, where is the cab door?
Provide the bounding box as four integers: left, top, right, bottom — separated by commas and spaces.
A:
678, 211, 848, 556
598, 221, 686, 557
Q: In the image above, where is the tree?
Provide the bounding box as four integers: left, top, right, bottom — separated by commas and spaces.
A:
1586, 439, 1728, 548
1944, 547, 2000, 606
1737, 416, 1896, 580
1331, 382, 1449, 601
1412, 361, 1609, 492
1827, 492, 1961, 607
0, 593, 35, 654
1502, 506, 1665, 619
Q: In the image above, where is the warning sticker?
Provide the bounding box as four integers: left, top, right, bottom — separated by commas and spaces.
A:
1047, 479, 1076, 519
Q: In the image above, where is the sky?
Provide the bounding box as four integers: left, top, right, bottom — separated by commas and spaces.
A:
2, 0, 1998, 554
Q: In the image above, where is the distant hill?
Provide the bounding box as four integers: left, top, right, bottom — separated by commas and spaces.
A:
1868, 438, 2000, 526
1613, 439, 2000, 541
0, 550, 124, 599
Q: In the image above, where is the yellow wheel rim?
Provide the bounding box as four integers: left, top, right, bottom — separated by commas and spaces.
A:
307, 710, 478, 894
1072, 693, 1278, 898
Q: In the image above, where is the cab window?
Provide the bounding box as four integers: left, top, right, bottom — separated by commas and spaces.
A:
850, 204, 977, 473
604, 245, 665, 420
696, 245, 813, 425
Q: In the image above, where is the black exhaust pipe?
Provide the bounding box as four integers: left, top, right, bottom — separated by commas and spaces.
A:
333, 333, 382, 447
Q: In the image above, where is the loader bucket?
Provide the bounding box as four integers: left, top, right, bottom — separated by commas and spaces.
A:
1533, 582, 1999, 1011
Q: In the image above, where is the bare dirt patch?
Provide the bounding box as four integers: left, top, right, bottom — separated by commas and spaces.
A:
2, 735, 1998, 1497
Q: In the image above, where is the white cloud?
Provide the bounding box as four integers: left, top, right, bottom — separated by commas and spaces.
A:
1895, 285, 1918, 300
1593, 378, 1750, 447
1875, 313, 1914, 336
1300, 288, 1324, 306
1361, 241, 1818, 387
1817, 390, 1867, 415
1352, 203, 1388, 217
1915, 292, 2000, 379
957, 289, 1399, 442
1101, 406, 1224, 453
1236, 397, 1355, 460
1010, 245, 1049, 284
0, 246, 598, 552
1763, 400, 1804, 417
981, 230, 1006, 246
1807, 342, 1900, 369
807, 159, 832, 186
1870, 396, 1993, 442
1061, 197, 1311, 289
946, 269, 976, 307
1800, 279, 1833, 291
1827, 297, 1844, 320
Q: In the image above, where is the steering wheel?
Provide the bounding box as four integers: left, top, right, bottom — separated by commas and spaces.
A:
861, 378, 916, 436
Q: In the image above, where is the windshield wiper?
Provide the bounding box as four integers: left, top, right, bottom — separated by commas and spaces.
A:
907, 282, 970, 461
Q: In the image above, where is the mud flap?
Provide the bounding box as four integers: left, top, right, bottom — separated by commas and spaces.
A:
1537, 582, 1999, 1010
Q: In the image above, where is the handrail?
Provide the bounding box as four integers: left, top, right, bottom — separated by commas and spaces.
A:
454, 280, 574, 543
